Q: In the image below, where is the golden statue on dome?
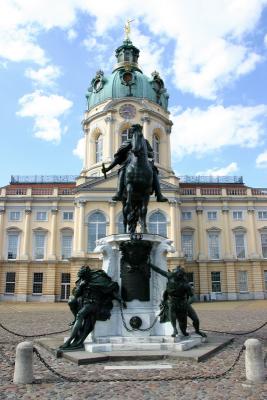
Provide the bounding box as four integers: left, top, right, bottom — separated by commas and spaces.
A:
124, 19, 134, 40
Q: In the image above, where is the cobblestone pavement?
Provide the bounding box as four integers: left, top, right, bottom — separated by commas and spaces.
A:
0, 300, 266, 400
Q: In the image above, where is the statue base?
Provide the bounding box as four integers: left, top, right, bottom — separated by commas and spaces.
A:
91, 234, 175, 342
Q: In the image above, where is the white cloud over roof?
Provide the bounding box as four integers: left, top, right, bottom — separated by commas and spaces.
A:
17, 91, 73, 143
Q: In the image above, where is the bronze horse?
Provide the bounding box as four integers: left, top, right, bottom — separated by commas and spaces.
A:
122, 125, 153, 234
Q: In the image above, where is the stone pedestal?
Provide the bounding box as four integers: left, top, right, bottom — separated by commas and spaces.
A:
84, 234, 176, 349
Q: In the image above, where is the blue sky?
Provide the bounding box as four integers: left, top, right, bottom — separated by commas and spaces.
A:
1, 0, 267, 187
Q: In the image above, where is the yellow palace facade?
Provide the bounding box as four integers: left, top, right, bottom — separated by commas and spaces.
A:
0, 38, 267, 302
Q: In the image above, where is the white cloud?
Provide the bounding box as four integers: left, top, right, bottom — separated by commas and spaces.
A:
170, 104, 267, 159
73, 137, 85, 160
256, 150, 267, 168
17, 91, 73, 143
67, 28, 78, 41
25, 65, 61, 87
264, 33, 267, 47
0, 1, 266, 98
77, 0, 267, 98
196, 162, 238, 176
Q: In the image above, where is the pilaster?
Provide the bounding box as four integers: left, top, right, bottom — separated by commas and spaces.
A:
48, 208, 58, 260
169, 200, 180, 257
0, 208, 5, 259
141, 115, 151, 142
109, 201, 116, 235
105, 115, 115, 162
225, 262, 237, 300
222, 206, 232, 259
196, 206, 205, 260
21, 208, 32, 260
247, 208, 259, 258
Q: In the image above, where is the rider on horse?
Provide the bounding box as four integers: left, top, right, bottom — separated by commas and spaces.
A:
102, 124, 168, 202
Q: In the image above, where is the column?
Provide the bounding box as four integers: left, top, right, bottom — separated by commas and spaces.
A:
141, 115, 151, 142
165, 126, 172, 171
225, 262, 237, 300
45, 264, 56, 301
0, 208, 5, 259
82, 126, 90, 172
109, 201, 116, 235
21, 208, 31, 260
72, 202, 79, 256
48, 208, 57, 260
199, 262, 209, 301
251, 261, 264, 299
196, 207, 205, 260
247, 208, 259, 258
105, 115, 115, 162
222, 206, 232, 259
169, 200, 180, 256
77, 201, 86, 256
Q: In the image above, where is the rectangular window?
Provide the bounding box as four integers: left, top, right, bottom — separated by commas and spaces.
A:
61, 273, 71, 300
7, 233, 19, 260
61, 234, 73, 259
264, 271, 267, 291
238, 271, 248, 292
207, 211, 217, 220
9, 211, 20, 221
182, 211, 192, 220
186, 272, 194, 288
36, 211, 47, 221
34, 232, 46, 259
208, 232, 220, 259
5, 272, 16, 294
32, 272, 43, 294
211, 271, 221, 292
258, 211, 267, 220
63, 211, 73, 221
261, 233, 267, 258
235, 232, 246, 259
182, 233, 193, 260
233, 211, 243, 220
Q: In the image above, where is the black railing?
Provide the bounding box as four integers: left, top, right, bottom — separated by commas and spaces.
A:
180, 176, 243, 184
10, 175, 77, 184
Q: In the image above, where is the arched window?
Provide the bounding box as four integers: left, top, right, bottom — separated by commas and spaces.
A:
95, 134, 103, 163
152, 134, 160, 163
88, 211, 106, 251
117, 213, 124, 234
148, 211, 167, 237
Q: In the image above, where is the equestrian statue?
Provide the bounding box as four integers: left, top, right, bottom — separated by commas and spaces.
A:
102, 124, 167, 234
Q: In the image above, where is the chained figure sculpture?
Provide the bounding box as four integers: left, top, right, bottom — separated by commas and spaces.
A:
102, 124, 167, 233
60, 266, 126, 350
150, 264, 206, 338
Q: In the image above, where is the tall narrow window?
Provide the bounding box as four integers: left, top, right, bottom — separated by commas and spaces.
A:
32, 272, 43, 294
238, 271, 248, 292
211, 271, 221, 292
148, 211, 167, 236
182, 231, 194, 260
234, 232, 246, 259
88, 211, 106, 252
61, 230, 73, 259
152, 134, 160, 163
7, 232, 19, 260
5, 272, 16, 294
121, 129, 130, 143
264, 270, 267, 291
117, 213, 125, 234
34, 231, 46, 260
96, 134, 103, 163
208, 231, 220, 259
61, 273, 71, 300
261, 233, 267, 258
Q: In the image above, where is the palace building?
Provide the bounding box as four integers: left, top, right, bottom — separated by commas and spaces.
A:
1, 37, 267, 303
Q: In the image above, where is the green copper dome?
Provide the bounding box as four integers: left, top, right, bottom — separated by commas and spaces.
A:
86, 39, 169, 111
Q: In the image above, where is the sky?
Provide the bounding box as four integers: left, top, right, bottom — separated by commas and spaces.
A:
1, 0, 267, 188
